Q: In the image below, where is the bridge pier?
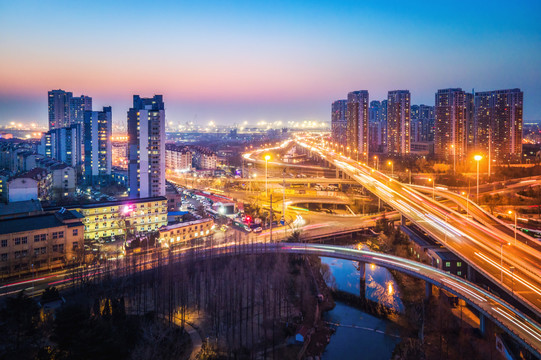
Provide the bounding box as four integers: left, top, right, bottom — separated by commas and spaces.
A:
359, 262, 366, 299
425, 281, 432, 299
479, 313, 486, 337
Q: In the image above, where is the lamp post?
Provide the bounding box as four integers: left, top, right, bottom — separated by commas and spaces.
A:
508, 210, 517, 245
406, 169, 411, 184
474, 155, 483, 203
265, 155, 270, 198
462, 191, 469, 216
388, 161, 393, 178
374, 156, 378, 170
346, 146, 350, 158
500, 242, 511, 283
428, 178, 435, 199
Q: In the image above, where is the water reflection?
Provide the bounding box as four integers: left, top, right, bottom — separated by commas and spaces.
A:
321, 256, 404, 312
321, 256, 404, 359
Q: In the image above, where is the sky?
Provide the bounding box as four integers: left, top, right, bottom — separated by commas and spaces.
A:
1, 0, 540, 129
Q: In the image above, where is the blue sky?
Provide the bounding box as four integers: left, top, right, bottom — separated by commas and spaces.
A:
0, 0, 540, 128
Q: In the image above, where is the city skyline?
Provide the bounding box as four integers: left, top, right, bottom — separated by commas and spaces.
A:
1, 0, 541, 127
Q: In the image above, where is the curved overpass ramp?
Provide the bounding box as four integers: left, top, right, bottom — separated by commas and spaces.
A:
209, 243, 541, 357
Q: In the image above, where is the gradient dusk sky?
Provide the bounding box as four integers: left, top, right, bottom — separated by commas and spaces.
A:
1, 0, 540, 128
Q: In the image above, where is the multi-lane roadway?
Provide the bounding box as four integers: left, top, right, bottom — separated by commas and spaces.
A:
296, 136, 541, 319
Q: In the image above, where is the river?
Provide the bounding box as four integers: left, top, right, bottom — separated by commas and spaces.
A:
321, 256, 403, 359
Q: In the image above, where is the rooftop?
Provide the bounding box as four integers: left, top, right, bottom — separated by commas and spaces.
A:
160, 218, 213, 232
0, 199, 43, 218
0, 211, 83, 235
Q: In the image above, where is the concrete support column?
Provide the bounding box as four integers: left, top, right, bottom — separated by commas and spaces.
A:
479, 313, 486, 336
401, 215, 407, 226
425, 281, 432, 299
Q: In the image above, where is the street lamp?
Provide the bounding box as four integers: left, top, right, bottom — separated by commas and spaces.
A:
428, 178, 435, 199
388, 161, 393, 178
508, 210, 517, 245
500, 242, 511, 283
474, 155, 483, 203
462, 191, 469, 216
265, 154, 271, 198
374, 156, 378, 170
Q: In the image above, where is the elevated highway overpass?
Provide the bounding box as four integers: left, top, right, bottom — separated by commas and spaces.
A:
294, 136, 541, 321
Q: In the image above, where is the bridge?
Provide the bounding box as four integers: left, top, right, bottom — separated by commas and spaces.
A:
202, 243, 541, 357
293, 136, 541, 322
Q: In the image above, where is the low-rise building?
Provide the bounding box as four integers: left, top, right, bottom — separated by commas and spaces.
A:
0, 209, 84, 275
426, 248, 468, 278
111, 167, 128, 187
46, 196, 168, 241
158, 218, 214, 248
165, 144, 192, 171
191, 146, 217, 170
7, 177, 39, 202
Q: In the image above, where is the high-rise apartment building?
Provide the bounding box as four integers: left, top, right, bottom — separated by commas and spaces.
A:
474, 89, 523, 162
368, 101, 386, 153
331, 100, 347, 146
127, 95, 166, 198
387, 90, 410, 156
346, 91, 369, 161
48, 90, 92, 130
69, 95, 92, 126
84, 107, 112, 185
48, 90, 73, 129
411, 104, 435, 142
434, 89, 475, 161
38, 124, 83, 170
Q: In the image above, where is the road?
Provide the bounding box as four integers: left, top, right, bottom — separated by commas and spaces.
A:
412, 185, 541, 252
295, 136, 541, 319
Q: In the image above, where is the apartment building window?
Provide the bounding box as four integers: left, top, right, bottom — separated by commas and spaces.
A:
40, 234, 46, 242
457, 262, 462, 267
1, 240, 7, 248
34, 248, 40, 256
14, 237, 21, 245
445, 262, 451, 268
34, 235, 40, 242
21, 237, 27, 244
73, 242, 79, 250
40, 247, 46, 254
52, 232, 58, 239
0, 254, 7, 262
73, 229, 78, 236
21, 250, 27, 257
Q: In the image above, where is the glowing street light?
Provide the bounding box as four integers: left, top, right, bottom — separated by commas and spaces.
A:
474, 155, 483, 203
428, 178, 435, 199
388, 161, 393, 178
